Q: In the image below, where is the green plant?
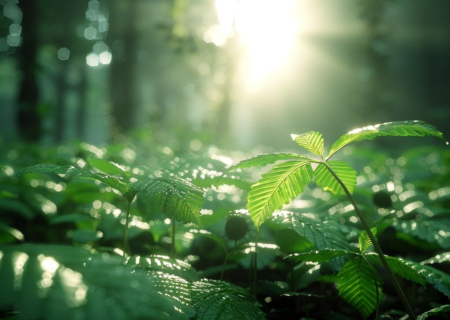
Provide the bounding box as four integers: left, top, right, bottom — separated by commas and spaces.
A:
224, 120, 447, 319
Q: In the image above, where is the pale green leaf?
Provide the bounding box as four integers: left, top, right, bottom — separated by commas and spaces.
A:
132, 176, 204, 225
338, 257, 382, 319
365, 253, 426, 286
288, 249, 354, 263
327, 120, 447, 159
291, 131, 324, 157
224, 153, 315, 174
359, 228, 377, 253
314, 161, 357, 195
87, 158, 125, 175
190, 279, 266, 320
247, 161, 313, 230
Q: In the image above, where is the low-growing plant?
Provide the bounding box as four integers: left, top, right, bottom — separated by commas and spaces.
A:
1, 120, 449, 319
224, 120, 447, 319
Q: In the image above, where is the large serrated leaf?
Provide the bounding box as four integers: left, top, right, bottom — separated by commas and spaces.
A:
359, 228, 377, 253
365, 253, 426, 286
0, 245, 187, 320
338, 257, 382, 319
190, 279, 266, 320
327, 120, 446, 159
421, 252, 450, 265
247, 161, 313, 230
395, 218, 450, 249
223, 153, 315, 174
279, 212, 356, 252
87, 158, 125, 175
288, 249, 354, 263
398, 258, 450, 299
291, 131, 324, 157
125, 254, 199, 282
132, 176, 204, 225
314, 161, 357, 195
16, 164, 130, 196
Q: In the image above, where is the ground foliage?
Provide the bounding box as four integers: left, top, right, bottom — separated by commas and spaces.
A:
1, 121, 450, 319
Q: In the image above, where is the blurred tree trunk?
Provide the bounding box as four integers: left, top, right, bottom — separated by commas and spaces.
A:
109, 0, 138, 135
360, 0, 389, 121
16, 0, 41, 142
76, 62, 88, 140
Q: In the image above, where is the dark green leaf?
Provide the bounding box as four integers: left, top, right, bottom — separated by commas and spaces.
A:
190, 279, 266, 319
288, 249, 354, 263
132, 176, 204, 225
365, 253, 426, 286
421, 252, 450, 265
126, 254, 199, 282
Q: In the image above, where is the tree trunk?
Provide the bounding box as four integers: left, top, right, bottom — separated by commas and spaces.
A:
16, 0, 41, 142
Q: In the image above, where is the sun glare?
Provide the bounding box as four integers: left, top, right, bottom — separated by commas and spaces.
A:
215, 0, 298, 83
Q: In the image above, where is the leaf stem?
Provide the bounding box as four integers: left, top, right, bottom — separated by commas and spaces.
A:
123, 200, 132, 258
324, 163, 416, 320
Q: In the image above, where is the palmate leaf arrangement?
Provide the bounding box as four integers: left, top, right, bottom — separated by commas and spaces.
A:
1, 120, 449, 319
224, 120, 448, 319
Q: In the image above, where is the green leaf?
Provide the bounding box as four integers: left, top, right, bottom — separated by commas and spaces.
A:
417, 304, 450, 320
126, 254, 199, 282
338, 257, 382, 319
279, 212, 356, 252
365, 253, 426, 286
359, 228, 377, 253
190, 279, 266, 320
314, 161, 357, 195
288, 249, 354, 263
274, 229, 315, 254
288, 261, 322, 291
132, 176, 204, 225
395, 218, 450, 250
0, 245, 189, 320
49, 213, 95, 225
0, 223, 24, 243
87, 158, 126, 175
291, 131, 324, 157
397, 258, 450, 299
327, 120, 447, 159
247, 161, 314, 230
421, 252, 450, 265
224, 153, 315, 174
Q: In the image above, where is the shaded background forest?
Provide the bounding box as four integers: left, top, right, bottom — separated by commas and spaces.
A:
0, 0, 449, 150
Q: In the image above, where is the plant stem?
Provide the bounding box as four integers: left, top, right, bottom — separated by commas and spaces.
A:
220, 252, 229, 281
252, 231, 259, 297
171, 219, 176, 258
123, 200, 132, 258
324, 163, 416, 320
